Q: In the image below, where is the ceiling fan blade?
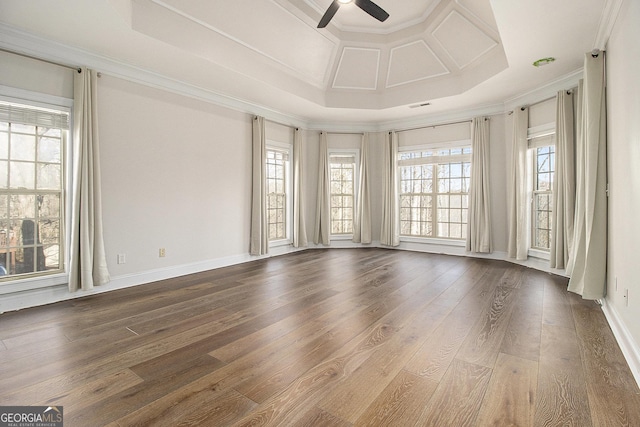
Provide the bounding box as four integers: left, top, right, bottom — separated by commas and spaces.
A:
355, 0, 389, 22
318, 1, 341, 28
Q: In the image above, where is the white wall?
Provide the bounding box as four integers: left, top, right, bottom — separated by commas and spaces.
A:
0, 51, 74, 99
605, 0, 640, 379
98, 76, 253, 277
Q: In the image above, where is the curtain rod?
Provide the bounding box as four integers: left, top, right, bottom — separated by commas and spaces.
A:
0, 47, 81, 73
397, 118, 480, 134
321, 131, 364, 136
508, 89, 574, 115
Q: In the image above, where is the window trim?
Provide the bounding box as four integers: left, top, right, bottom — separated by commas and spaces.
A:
527, 125, 556, 255
328, 148, 359, 239
265, 140, 292, 248
398, 141, 472, 241
0, 92, 73, 294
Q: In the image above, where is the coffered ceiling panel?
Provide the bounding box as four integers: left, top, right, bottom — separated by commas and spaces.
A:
432, 10, 498, 69
332, 47, 380, 90
386, 40, 449, 88
132, 0, 336, 88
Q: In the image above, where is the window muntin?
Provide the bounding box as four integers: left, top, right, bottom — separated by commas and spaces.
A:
329, 153, 356, 235
266, 148, 289, 242
532, 145, 554, 250
399, 146, 471, 240
0, 104, 67, 280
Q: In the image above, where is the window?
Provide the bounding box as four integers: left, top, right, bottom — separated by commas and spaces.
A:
0, 102, 68, 280
531, 144, 555, 251
329, 152, 357, 235
266, 144, 291, 243
399, 146, 472, 240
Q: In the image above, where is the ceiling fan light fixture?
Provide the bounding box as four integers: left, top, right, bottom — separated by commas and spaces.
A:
337, 0, 353, 4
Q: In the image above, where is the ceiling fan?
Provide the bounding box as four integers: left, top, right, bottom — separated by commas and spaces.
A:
317, 0, 389, 28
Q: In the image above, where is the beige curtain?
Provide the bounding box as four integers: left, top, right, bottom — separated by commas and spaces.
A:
550, 90, 576, 269
314, 132, 331, 245
293, 128, 308, 248
353, 133, 371, 244
380, 131, 399, 246
567, 53, 607, 299
467, 117, 492, 253
69, 68, 110, 292
250, 116, 268, 255
507, 107, 529, 260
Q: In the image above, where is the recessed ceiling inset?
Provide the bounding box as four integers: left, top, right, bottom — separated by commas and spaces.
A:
333, 47, 381, 90
432, 11, 498, 69
387, 40, 449, 88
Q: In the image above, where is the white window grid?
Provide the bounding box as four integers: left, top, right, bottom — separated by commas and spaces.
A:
329, 153, 356, 235
266, 148, 289, 242
0, 118, 65, 279
531, 145, 555, 251
399, 146, 471, 240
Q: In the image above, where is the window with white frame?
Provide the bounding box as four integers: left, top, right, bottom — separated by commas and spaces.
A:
529, 133, 555, 251
329, 152, 357, 235
399, 145, 472, 240
266, 143, 291, 243
0, 101, 68, 280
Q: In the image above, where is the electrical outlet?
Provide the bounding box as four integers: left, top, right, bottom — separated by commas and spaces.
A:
159, 248, 166, 258
117, 254, 126, 264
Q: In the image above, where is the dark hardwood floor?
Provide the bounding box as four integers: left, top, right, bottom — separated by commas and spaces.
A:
1, 248, 639, 426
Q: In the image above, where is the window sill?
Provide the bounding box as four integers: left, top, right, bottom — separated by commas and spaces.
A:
330, 234, 354, 241
400, 236, 466, 247
269, 239, 292, 248
528, 248, 550, 261
0, 272, 68, 295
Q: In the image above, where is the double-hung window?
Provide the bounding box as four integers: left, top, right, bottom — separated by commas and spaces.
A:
0, 101, 68, 280
399, 145, 472, 240
529, 132, 555, 252
266, 142, 292, 244
329, 151, 357, 236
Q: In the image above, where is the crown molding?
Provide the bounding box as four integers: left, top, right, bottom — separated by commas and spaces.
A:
594, 0, 624, 50
0, 23, 311, 130
503, 68, 583, 111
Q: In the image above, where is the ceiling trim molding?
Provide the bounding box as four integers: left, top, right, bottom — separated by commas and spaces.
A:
332, 47, 381, 90
593, 0, 624, 50
0, 23, 311, 129
431, 10, 498, 70
385, 40, 450, 88
504, 68, 583, 111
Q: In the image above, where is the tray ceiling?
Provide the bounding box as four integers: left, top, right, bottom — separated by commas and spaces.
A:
0, 0, 608, 125
128, 0, 507, 109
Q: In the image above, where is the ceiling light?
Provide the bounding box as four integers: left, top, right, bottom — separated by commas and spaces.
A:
532, 57, 555, 67
337, 0, 353, 3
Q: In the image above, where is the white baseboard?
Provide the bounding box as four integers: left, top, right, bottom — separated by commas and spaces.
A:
600, 299, 640, 389
0, 246, 304, 313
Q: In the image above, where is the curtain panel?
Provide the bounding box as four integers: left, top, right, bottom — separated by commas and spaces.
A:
292, 128, 308, 248
380, 131, 399, 247
250, 116, 268, 256
550, 90, 576, 269
69, 67, 110, 292
567, 53, 608, 299
314, 132, 331, 245
353, 133, 371, 244
466, 117, 492, 253
507, 108, 529, 260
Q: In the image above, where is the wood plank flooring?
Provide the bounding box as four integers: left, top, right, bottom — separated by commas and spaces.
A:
1, 248, 639, 426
